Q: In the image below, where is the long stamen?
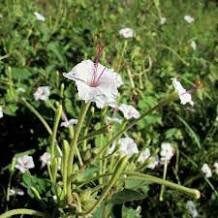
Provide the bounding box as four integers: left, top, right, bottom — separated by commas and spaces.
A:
90, 44, 104, 86
95, 67, 106, 85
91, 62, 98, 86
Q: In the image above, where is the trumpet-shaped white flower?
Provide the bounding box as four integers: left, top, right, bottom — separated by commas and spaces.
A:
119, 104, 140, 120
33, 86, 50, 101
186, 201, 198, 218
213, 162, 218, 175
201, 163, 212, 178
119, 136, 139, 157
0, 106, 3, 119
40, 152, 51, 168
34, 12, 45, 22
60, 118, 78, 127
160, 142, 174, 163
190, 40, 197, 50
63, 60, 123, 108
119, 27, 135, 38
172, 78, 194, 106
184, 15, 194, 23
15, 155, 35, 173
138, 148, 151, 163
160, 17, 167, 25
147, 156, 159, 169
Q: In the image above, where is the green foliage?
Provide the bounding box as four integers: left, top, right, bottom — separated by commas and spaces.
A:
21, 174, 51, 199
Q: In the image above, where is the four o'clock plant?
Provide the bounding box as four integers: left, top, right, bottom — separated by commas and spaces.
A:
1, 48, 201, 218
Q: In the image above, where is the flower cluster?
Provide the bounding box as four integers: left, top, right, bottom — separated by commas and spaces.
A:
61, 118, 78, 127
172, 78, 194, 106
160, 142, 175, 164
33, 86, 50, 101
184, 15, 194, 24
201, 162, 218, 178
15, 153, 51, 173
119, 27, 135, 38
34, 12, 45, 22
15, 155, 35, 173
186, 200, 198, 218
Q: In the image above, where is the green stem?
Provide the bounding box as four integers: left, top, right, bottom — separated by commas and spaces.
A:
51, 104, 62, 158
68, 126, 83, 167
67, 103, 90, 200
50, 104, 62, 183
62, 140, 70, 197
77, 156, 128, 216
159, 159, 168, 201
116, 40, 128, 71
21, 98, 52, 135
127, 172, 200, 199
159, 44, 189, 66
0, 209, 48, 218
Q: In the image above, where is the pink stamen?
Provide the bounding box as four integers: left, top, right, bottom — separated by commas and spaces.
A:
90, 67, 106, 87
90, 62, 98, 86
90, 45, 105, 87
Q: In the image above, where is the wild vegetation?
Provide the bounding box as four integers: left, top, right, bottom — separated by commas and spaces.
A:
0, 0, 217, 217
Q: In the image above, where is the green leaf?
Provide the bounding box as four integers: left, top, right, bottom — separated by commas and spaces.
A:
74, 166, 98, 183
125, 178, 150, 193
111, 189, 148, 205
177, 115, 201, 149
21, 174, 51, 196
122, 206, 141, 218
11, 67, 32, 80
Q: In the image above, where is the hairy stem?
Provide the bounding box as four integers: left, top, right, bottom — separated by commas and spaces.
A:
127, 172, 200, 199
21, 98, 52, 135
67, 103, 90, 201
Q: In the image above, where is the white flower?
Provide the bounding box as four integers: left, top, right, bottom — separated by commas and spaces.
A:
184, 15, 194, 24
119, 104, 140, 120
119, 136, 139, 157
0, 106, 3, 119
160, 17, 167, 25
138, 148, 151, 163
160, 142, 174, 163
40, 152, 51, 168
147, 156, 159, 169
172, 78, 194, 106
119, 27, 135, 38
15, 155, 35, 173
201, 163, 212, 178
34, 12, 45, 22
63, 60, 123, 108
60, 118, 78, 127
9, 188, 24, 196
186, 201, 198, 218
190, 40, 197, 50
213, 162, 218, 175
33, 86, 50, 101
